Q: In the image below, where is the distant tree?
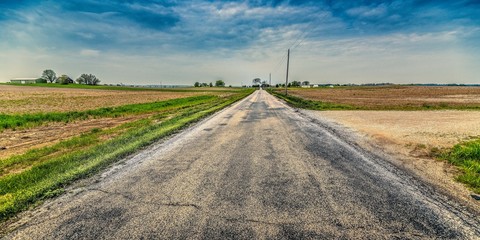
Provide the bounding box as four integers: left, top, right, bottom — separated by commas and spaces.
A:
252, 78, 261, 85
215, 80, 225, 87
77, 73, 100, 85
76, 77, 85, 84
275, 84, 279, 88
302, 81, 310, 86
194, 82, 200, 87
209, 82, 213, 87
201, 82, 208, 87
42, 69, 57, 83
57, 74, 74, 85
291, 81, 300, 87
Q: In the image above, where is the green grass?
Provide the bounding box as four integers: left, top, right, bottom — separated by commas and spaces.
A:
0, 95, 216, 131
268, 90, 354, 110
442, 138, 480, 194
0, 89, 254, 221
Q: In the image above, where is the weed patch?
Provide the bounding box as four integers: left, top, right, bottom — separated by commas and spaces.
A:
442, 138, 480, 193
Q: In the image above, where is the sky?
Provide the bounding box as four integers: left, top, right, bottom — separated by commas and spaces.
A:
1, 0, 479, 86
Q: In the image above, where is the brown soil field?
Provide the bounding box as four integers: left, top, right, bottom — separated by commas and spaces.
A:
0, 85, 205, 114
288, 86, 480, 108
318, 110, 480, 154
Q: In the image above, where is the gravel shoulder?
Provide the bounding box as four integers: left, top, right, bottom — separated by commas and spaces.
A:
303, 110, 480, 212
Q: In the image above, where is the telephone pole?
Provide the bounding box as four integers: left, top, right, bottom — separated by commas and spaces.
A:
269, 73, 271, 89
285, 48, 290, 95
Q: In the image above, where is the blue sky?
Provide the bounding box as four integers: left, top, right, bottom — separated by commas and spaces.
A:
1, 0, 479, 85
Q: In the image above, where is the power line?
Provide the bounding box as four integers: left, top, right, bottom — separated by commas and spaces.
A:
272, 52, 288, 74
288, 21, 316, 51
269, 12, 329, 84
291, 18, 328, 50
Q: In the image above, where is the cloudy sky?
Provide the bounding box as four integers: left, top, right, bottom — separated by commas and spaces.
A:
1, 0, 479, 86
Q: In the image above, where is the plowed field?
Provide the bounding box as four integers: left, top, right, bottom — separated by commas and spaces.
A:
288, 86, 480, 109
0, 85, 203, 114
0, 85, 222, 158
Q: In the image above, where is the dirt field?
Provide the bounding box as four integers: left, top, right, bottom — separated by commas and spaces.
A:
288, 86, 480, 109
317, 110, 480, 155
0, 85, 204, 114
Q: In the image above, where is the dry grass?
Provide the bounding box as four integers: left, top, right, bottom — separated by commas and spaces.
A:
0, 85, 206, 114
288, 86, 480, 109
318, 110, 480, 156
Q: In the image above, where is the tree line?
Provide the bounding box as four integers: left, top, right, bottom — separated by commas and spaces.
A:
274, 81, 310, 88
40, 69, 101, 85
194, 80, 225, 87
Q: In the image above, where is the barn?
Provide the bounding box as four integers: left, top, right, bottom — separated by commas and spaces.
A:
10, 78, 38, 84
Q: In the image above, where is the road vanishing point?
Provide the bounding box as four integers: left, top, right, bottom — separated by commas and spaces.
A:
5, 90, 480, 239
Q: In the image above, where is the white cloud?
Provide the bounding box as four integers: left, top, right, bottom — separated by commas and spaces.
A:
1, 1, 479, 86
346, 4, 388, 18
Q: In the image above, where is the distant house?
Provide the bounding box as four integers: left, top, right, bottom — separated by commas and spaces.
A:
10, 78, 38, 84
56, 75, 74, 84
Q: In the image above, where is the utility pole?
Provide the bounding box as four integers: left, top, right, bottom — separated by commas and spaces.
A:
269, 73, 271, 89
285, 48, 290, 95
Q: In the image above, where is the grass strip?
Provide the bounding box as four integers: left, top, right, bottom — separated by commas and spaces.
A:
0, 133, 101, 178
0, 95, 216, 131
442, 138, 480, 194
0, 89, 253, 221
268, 89, 354, 110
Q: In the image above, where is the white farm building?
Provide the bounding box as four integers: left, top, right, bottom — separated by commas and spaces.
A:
10, 78, 38, 84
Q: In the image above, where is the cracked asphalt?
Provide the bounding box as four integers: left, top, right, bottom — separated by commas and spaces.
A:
5, 90, 480, 239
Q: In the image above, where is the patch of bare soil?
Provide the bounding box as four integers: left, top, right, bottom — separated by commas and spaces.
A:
0, 114, 151, 160
309, 110, 480, 206
0, 85, 203, 114
289, 86, 480, 108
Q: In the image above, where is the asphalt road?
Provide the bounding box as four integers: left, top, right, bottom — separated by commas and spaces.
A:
5, 90, 480, 239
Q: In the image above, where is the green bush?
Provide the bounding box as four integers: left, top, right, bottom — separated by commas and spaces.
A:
443, 139, 480, 193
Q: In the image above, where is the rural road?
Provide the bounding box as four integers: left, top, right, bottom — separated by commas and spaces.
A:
5, 90, 480, 239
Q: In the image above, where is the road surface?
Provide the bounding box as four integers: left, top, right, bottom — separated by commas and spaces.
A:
5, 90, 480, 239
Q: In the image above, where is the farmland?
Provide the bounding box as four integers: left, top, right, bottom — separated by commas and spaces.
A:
0, 85, 205, 114
281, 85, 480, 110
0, 84, 253, 221
0, 84, 244, 159
271, 85, 480, 195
